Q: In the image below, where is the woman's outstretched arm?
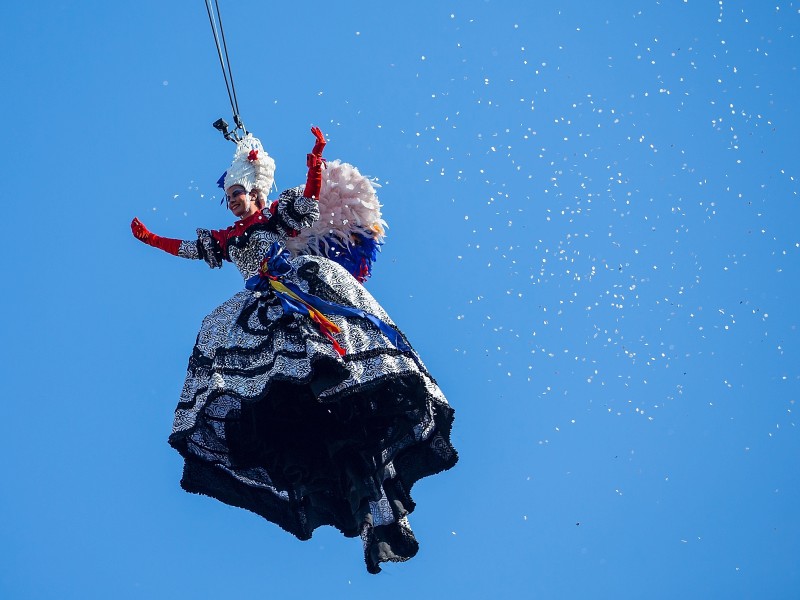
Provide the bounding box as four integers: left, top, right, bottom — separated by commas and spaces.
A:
131, 217, 181, 255
131, 218, 227, 268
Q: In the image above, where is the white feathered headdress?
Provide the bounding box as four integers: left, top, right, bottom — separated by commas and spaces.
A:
223, 134, 275, 193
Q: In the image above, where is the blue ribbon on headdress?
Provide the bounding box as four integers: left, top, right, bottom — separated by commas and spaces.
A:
245, 242, 410, 355
217, 171, 227, 205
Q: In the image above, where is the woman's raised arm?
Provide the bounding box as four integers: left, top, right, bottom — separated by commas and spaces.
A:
303, 126, 326, 199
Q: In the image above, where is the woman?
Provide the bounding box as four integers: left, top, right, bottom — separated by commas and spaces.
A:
131, 128, 457, 573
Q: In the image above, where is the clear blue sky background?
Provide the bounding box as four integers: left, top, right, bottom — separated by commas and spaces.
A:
1, 1, 798, 598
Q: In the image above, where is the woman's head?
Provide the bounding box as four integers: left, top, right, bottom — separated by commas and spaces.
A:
225, 185, 260, 219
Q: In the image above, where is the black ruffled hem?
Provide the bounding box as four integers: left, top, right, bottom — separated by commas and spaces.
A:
169, 366, 457, 574
363, 519, 420, 574
179, 456, 311, 538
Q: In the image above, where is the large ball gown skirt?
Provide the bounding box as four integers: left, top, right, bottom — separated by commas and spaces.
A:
168, 255, 457, 573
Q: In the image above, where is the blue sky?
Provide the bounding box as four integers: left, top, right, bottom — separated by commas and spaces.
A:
1, 1, 798, 598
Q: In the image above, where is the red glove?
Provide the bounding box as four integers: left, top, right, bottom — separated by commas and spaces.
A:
310, 126, 326, 156
304, 126, 326, 199
131, 217, 181, 256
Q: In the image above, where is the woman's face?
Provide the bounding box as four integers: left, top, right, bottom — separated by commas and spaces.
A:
226, 185, 258, 218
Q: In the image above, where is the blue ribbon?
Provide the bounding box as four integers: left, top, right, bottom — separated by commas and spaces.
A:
217, 171, 228, 205
246, 243, 410, 353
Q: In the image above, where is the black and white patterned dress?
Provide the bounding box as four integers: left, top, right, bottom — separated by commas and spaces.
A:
168, 187, 457, 573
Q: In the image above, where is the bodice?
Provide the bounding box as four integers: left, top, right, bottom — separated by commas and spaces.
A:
226, 217, 285, 280
177, 188, 320, 281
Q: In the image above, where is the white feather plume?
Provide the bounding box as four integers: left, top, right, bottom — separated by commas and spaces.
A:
284, 159, 387, 258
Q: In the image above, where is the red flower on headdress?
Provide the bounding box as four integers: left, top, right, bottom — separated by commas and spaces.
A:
248, 149, 259, 162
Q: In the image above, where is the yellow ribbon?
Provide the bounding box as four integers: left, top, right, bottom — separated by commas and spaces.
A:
269, 279, 341, 334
